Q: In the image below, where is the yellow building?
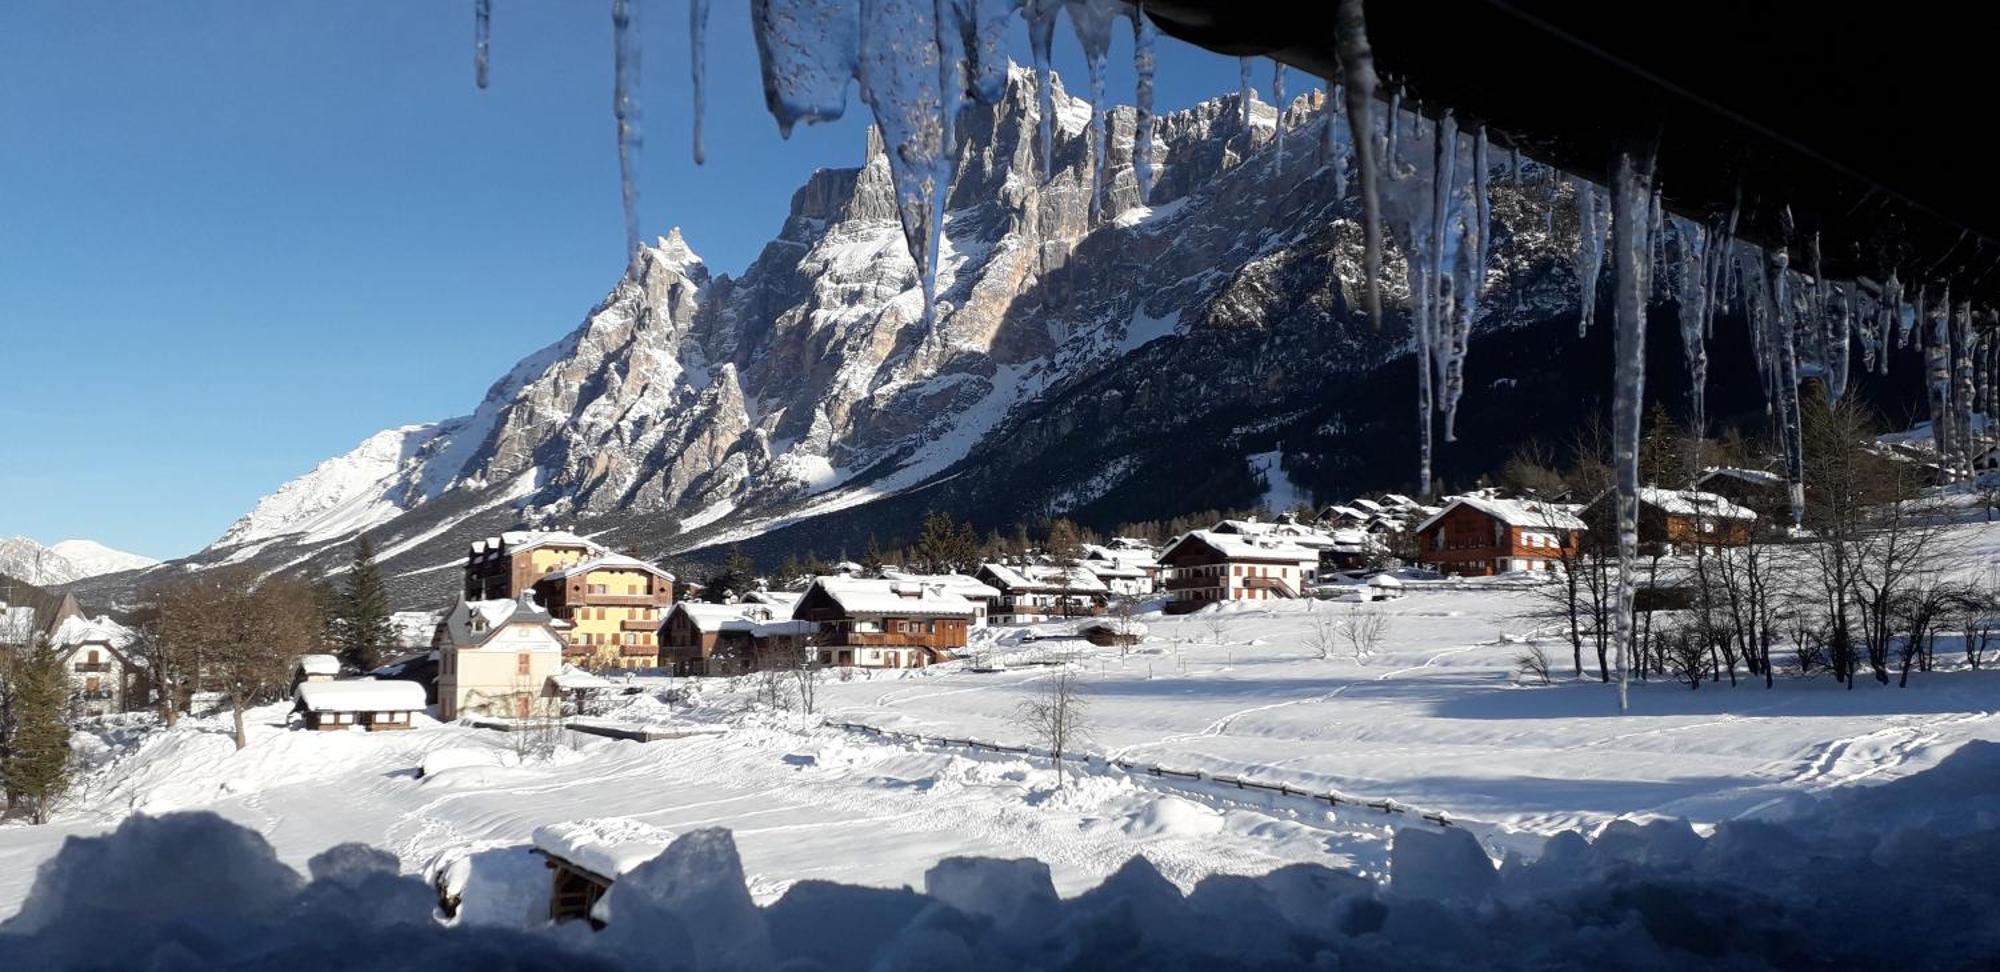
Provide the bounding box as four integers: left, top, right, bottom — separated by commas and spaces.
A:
532, 553, 676, 671
435, 593, 567, 720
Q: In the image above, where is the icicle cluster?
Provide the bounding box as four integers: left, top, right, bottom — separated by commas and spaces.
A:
1334, 0, 1383, 329
691, 0, 709, 164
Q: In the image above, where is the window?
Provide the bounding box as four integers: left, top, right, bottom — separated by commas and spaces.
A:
517, 653, 532, 675
628, 584, 639, 595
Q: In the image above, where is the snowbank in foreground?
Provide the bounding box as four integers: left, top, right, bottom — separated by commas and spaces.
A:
4, 742, 1999, 970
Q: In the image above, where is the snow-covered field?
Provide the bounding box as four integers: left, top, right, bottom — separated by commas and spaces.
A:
5, 543, 2000, 930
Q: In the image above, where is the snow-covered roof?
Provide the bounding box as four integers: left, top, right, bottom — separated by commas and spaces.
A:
669, 601, 763, 633
1079, 543, 1158, 570
977, 563, 1108, 594
1380, 493, 1419, 509
548, 667, 616, 692
1078, 619, 1150, 637
742, 590, 801, 608
470, 529, 605, 558
881, 569, 1003, 599
532, 817, 675, 880
546, 552, 676, 583
1696, 467, 1785, 488
1160, 530, 1319, 564
295, 654, 341, 676
444, 593, 563, 647
1320, 504, 1369, 521
1415, 497, 1587, 534
802, 577, 978, 618
294, 678, 426, 713
1634, 487, 1758, 521
48, 614, 135, 650
1350, 498, 1387, 514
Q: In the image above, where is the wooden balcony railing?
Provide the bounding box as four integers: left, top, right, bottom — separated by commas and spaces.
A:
619, 618, 657, 631
72, 662, 112, 673
834, 631, 964, 648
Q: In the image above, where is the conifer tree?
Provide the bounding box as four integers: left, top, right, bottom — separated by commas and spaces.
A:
2, 642, 73, 824
336, 536, 393, 672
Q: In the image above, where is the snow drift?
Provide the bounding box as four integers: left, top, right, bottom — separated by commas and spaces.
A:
5, 741, 1999, 969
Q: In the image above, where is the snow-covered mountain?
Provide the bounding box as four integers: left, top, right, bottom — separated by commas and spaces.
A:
80, 67, 1780, 610
1, 536, 159, 585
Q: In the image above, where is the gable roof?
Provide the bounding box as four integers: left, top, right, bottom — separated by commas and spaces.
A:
798, 577, 978, 618
443, 593, 565, 648
880, 570, 1003, 599
976, 562, 1108, 594
49, 614, 136, 651
295, 678, 427, 713
1591, 487, 1758, 521
1158, 530, 1318, 564
469, 529, 605, 558
1415, 496, 1587, 534
1696, 467, 1786, 488
544, 552, 677, 583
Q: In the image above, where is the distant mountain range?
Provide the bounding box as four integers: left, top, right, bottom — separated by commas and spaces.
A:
59, 67, 1922, 612
0, 537, 159, 587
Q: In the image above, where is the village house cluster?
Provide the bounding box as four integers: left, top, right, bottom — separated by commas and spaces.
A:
0, 468, 1788, 728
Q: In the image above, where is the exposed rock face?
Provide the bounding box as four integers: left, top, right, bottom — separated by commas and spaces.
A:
94, 67, 1793, 611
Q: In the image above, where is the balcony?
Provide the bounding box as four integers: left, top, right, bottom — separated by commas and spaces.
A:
72, 662, 112, 673
1243, 576, 1298, 597
1163, 576, 1216, 591
619, 618, 658, 632
580, 593, 667, 607
836, 631, 963, 649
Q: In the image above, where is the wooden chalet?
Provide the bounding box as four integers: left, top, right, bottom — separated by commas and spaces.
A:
792, 577, 974, 668
973, 563, 1108, 623
1580, 487, 1758, 552
1693, 467, 1791, 521
660, 601, 814, 676
1155, 530, 1318, 614
1412, 497, 1584, 577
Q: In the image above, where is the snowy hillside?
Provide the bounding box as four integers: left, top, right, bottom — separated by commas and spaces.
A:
0, 536, 158, 585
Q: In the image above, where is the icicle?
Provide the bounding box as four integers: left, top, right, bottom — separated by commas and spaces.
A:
1769, 249, 1806, 527
1318, 80, 1349, 198
474, 0, 492, 89
1954, 300, 1976, 481
1428, 112, 1460, 387
1676, 219, 1710, 432
952, 0, 1015, 105
1335, 0, 1383, 330
1443, 197, 1479, 441
1130, 8, 1157, 201
1270, 61, 1287, 170
1878, 273, 1898, 373
1829, 284, 1852, 401
1025, 0, 1060, 180
1472, 126, 1490, 297
1383, 88, 1400, 164
612, 0, 642, 255
1608, 146, 1657, 714
1572, 175, 1608, 335
1239, 56, 1254, 131
1066, 0, 1116, 221
747, 0, 862, 137
857, 0, 951, 328
1907, 284, 1925, 351
1510, 144, 1522, 185
690, 0, 708, 164
1926, 286, 1953, 478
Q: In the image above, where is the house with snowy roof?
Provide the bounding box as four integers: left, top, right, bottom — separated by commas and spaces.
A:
531, 552, 676, 671
660, 601, 814, 675
291, 678, 427, 732
49, 613, 142, 717
792, 577, 974, 668
1155, 530, 1319, 613
880, 569, 1002, 626
464, 529, 607, 600
974, 563, 1109, 623
435, 591, 569, 720
1693, 467, 1791, 520
1412, 497, 1585, 576
1580, 487, 1758, 552
1077, 544, 1160, 596
531, 817, 676, 926
1316, 504, 1372, 528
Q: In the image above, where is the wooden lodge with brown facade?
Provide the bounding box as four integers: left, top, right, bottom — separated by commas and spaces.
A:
1412, 497, 1584, 577
792, 577, 976, 669
1579, 487, 1758, 553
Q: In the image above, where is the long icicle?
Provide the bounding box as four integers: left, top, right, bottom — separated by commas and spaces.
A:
1066, 0, 1116, 222
690, 0, 708, 164
1573, 175, 1608, 335
612, 0, 642, 255
474, 0, 492, 89
1770, 248, 1806, 527
1239, 56, 1254, 131
1609, 145, 1657, 714
1130, 6, 1157, 201
1676, 219, 1710, 438
1025, 0, 1059, 181
1927, 286, 1952, 479
1335, 0, 1383, 330
1472, 126, 1490, 296
1271, 60, 1286, 171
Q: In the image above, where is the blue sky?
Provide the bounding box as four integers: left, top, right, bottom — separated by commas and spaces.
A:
0, 2, 1271, 560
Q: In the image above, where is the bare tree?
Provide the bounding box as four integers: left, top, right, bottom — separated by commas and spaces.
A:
1201, 609, 1229, 647
1512, 643, 1553, 685
150, 569, 324, 749
1015, 666, 1089, 789
1336, 606, 1389, 661
789, 637, 824, 717
1303, 603, 1340, 661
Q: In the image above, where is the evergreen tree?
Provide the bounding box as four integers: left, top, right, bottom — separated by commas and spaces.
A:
702, 545, 757, 602
335, 536, 394, 672
861, 535, 885, 574
915, 511, 981, 574
2, 642, 73, 824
